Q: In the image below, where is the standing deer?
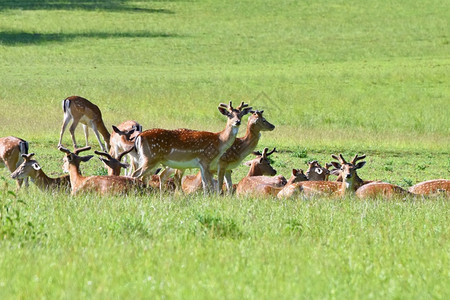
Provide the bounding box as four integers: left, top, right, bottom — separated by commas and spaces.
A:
216, 109, 275, 192
59, 146, 146, 195
58, 96, 111, 152
0, 136, 29, 188
132, 101, 252, 193
408, 179, 449, 197
277, 154, 367, 198
11, 153, 70, 191
109, 120, 142, 175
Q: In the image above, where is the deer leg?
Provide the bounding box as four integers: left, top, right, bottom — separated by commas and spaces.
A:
82, 124, 89, 147
58, 113, 72, 147
91, 123, 107, 152
217, 166, 226, 195
69, 119, 80, 149
224, 170, 233, 194
199, 163, 214, 194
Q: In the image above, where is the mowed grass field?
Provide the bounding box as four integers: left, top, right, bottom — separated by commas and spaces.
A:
0, 0, 449, 299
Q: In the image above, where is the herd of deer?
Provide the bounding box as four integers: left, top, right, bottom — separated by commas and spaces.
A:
1, 95, 449, 199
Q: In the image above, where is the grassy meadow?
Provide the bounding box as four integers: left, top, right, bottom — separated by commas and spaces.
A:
0, 0, 449, 299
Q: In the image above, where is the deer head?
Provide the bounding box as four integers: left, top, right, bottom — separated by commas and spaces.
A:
330, 153, 366, 191
59, 146, 94, 173
218, 101, 253, 128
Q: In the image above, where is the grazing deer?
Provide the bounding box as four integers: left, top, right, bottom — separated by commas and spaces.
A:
59, 146, 146, 196
235, 148, 293, 197
11, 153, 70, 191
277, 154, 367, 199
109, 120, 142, 175
0, 136, 29, 188
58, 96, 111, 152
305, 160, 332, 181
408, 179, 449, 197
132, 101, 252, 193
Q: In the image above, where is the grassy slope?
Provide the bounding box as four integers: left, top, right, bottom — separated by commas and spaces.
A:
0, 0, 449, 299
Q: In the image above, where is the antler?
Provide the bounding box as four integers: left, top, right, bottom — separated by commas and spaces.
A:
266, 147, 277, 156
94, 150, 113, 160
74, 146, 91, 155
118, 146, 135, 162
58, 145, 71, 154
331, 153, 347, 164
21, 153, 35, 160
351, 154, 366, 165
219, 101, 233, 110
236, 101, 249, 111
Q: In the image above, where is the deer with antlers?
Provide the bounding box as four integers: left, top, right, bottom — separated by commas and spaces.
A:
305, 160, 332, 181
235, 148, 304, 197
109, 120, 142, 176
132, 101, 252, 193
0, 136, 29, 188
58, 96, 111, 152
179, 110, 275, 193
10, 153, 70, 191
277, 154, 367, 198
59, 146, 146, 195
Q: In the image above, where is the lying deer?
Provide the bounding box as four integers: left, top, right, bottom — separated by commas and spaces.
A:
132, 101, 252, 193
305, 160, 332, 181
10, 153, 70, 191
277, 154, 367, 199
60, 146, 146, 196
235, 148, 308, 197
355, 182, 411, 199
109, 120, 142, 175
0, 136, 29, 188
58, 96, 111, 152
408, 179, 449, 197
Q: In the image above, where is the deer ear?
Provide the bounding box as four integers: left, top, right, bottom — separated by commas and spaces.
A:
32, 163, 41, 170
81, 155, 94, 162
218, 106, 230, 116
112, 125, 120, 134
120, 163, 130, 169
243, 160, 252, 167
314, 168, 323, 175
292, 169, 299, 175
355, 161, 366, 169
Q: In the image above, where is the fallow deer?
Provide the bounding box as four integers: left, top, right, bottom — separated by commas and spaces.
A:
59, 146, 146, 195
408, 179, 449, 197
11, 153, 70, 191
0, 136, 29, 188
96, 148, 174, 191
132, 101, 252, 193
277, 154, 367, 199
305, 160, 332, 181
355, 182, 411, 199
109, 120, 142, 175
235, 148, 296, 197
58, 96, 111, 152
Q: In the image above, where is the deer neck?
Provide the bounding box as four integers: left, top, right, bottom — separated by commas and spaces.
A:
31, 169, 53, 190
339, 175, 364, 195
218, 123, 240, 155
68, 163, 86, 190
96, 120, 111, 145
246, 163, 264, 177
240, 123, 262, 154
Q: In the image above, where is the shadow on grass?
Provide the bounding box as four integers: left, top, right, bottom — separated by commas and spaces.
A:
0, 30, 179, 46
0, 0, 174, 13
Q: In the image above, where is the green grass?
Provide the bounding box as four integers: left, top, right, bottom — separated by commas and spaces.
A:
0, 0, 449, 299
